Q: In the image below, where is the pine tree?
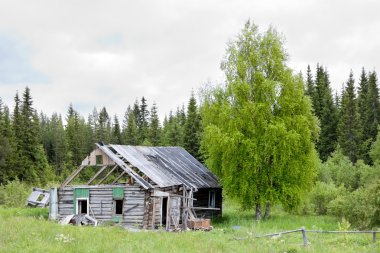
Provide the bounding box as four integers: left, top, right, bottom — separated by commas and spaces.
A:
183, 93, 201, 160
338, 71, 362, 163
148, 103, 161, 146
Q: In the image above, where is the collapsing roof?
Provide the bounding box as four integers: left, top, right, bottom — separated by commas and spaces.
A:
97, 144, 220, 190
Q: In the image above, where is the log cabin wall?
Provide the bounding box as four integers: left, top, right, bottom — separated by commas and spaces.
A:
193, 188, 222, 219
57, 184, 146, 226
144, 186, 181, 229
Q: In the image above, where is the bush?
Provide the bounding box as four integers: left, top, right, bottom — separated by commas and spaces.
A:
309, 181, 347, 215
328, 180, 380, 229
319, 149, 360, 191
0, 179, 31, 207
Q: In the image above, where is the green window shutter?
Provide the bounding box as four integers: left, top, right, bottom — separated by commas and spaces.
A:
73, 188, 89, 214
112, 187, 124, 199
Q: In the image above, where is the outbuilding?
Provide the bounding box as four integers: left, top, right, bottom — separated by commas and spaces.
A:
49, 143, 222, 230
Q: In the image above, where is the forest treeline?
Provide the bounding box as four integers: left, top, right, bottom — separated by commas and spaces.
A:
0, 89, 201, 184
0, 66, 379, 177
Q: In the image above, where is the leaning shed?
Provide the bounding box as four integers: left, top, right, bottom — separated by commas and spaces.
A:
50, 143, 222, 230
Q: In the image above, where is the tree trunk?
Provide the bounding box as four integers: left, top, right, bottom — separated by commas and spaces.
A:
255, 203, 261, 220
264, 202, 270, 220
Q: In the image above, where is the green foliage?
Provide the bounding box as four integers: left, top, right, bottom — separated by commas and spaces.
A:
311, 65, 339, 161
183, 93, 201, 160
309, 181, 348, 215
318, 148, 362, 190
370, 127, 380, 165
338, 72, 362, 163
111, 115, 122, 144
2, 203, 379, 253
0, 179, 30, 207
328, 181, 380, 229
148, 103, 161, 146
138, 97, 149, 144
123, 106, 139, 145
201, 21, 319, 217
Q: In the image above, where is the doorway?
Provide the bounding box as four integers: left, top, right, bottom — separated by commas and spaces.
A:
161, 197, 168, 226
77, 199, 88, 214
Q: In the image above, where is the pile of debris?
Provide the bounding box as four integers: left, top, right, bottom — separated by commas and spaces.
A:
60, 214, 98, 226
187, 218, 213, 231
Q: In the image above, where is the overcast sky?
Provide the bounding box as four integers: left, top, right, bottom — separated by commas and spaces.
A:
0, 0, 379, 120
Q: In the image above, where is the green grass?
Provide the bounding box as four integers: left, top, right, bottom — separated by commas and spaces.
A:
0, 204, 378, 253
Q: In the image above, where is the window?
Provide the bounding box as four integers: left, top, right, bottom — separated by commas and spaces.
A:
96, 155, 103, 165
37, 194, 45, 202
112, 187, 124, 222
208, 190, 216, 208
114, 199, 123, 215
73, 188, 89, 215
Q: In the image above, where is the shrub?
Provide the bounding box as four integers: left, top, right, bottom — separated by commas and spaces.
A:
309, 181, 347, 215
0, 179, 31, 207
328, 180, 380, 229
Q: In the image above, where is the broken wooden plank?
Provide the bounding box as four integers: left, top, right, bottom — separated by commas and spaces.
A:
61, 165, 85, 187
97, 165, 118, 185
112, 171, 126, 184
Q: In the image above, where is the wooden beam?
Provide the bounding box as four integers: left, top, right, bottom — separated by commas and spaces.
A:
97, 165, 118, 185
61, 165, 85, 187
112, 171, 126, 184
151, 197, 156, 230
87, 165, 109, 185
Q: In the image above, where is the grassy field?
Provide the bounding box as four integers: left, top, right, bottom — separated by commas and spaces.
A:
0, 203, 378, 253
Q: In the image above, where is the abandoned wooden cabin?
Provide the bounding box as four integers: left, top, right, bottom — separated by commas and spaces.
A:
49, 143, 222, 229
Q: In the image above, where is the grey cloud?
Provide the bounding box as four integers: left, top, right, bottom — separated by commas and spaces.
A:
0, 0, 379, 118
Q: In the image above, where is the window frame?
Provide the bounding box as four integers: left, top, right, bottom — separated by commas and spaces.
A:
76, 198, 89, 215
208, 190, 216, 208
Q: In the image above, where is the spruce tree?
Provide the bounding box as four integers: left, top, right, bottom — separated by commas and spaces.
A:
112, 115, 122, 144
167, 111, 182, 146
97, 107, 111, 143
66, 105, 85, 166
338, 72, 362, 163
0, 106, 13, 183
138, 97, 149, 144
148, 103, 161, 146
51, 113, 68, 176
183, 93, 201, 160
313, 66, 338, 161
305, 65, 314, 97
366, 71, 380, 141
125, 108, 138, 145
